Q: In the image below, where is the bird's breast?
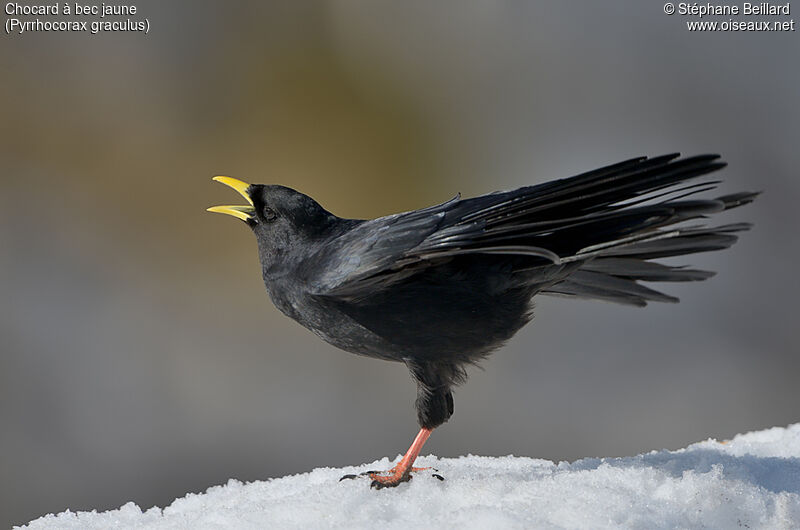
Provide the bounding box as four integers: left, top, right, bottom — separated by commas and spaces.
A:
263, 279, 403, 361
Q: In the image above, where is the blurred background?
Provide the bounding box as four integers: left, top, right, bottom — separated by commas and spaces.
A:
2, 1, 798, 526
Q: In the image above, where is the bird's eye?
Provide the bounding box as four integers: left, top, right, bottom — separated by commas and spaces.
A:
262, 206, 278, 221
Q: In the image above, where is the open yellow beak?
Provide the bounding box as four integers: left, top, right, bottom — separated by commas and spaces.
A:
207, 176, 256, 222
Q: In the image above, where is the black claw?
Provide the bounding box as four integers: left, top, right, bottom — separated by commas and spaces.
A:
339, 474, 358, 481
432, 473, 445, 481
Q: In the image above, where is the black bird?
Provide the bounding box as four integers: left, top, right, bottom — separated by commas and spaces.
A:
208, 154, 756, 488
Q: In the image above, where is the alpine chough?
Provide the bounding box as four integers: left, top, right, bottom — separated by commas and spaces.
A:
208, 153, 757, 488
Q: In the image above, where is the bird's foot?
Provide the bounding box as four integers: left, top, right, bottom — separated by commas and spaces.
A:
339, 427, 441, 488
339, 466, 444, 489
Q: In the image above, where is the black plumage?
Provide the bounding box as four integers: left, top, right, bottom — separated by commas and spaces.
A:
208, 153, 757, 487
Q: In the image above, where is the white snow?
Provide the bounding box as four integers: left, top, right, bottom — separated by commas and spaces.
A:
21, 424, 800, 530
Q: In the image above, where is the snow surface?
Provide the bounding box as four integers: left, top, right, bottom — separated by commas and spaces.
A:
22, 424, 800, 529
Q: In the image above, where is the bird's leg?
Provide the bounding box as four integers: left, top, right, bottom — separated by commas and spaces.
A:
340, 427, 442, 488
367, 427, 434, 489
340, 363, 454, 488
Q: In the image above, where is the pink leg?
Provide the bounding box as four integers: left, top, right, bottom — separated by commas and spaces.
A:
367, 427, 434, 488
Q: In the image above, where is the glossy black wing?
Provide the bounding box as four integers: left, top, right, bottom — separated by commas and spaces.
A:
308, 154, 756, 301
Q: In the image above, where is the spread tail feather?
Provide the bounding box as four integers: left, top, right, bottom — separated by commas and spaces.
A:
542, 221, 754, 306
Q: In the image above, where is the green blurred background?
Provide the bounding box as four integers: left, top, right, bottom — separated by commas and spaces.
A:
2, 1, 798, 526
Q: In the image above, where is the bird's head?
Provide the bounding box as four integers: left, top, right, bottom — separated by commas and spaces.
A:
208, 176, 337, 276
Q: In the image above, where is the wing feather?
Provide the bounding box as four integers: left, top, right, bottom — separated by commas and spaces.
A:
308, 154, 756, 300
